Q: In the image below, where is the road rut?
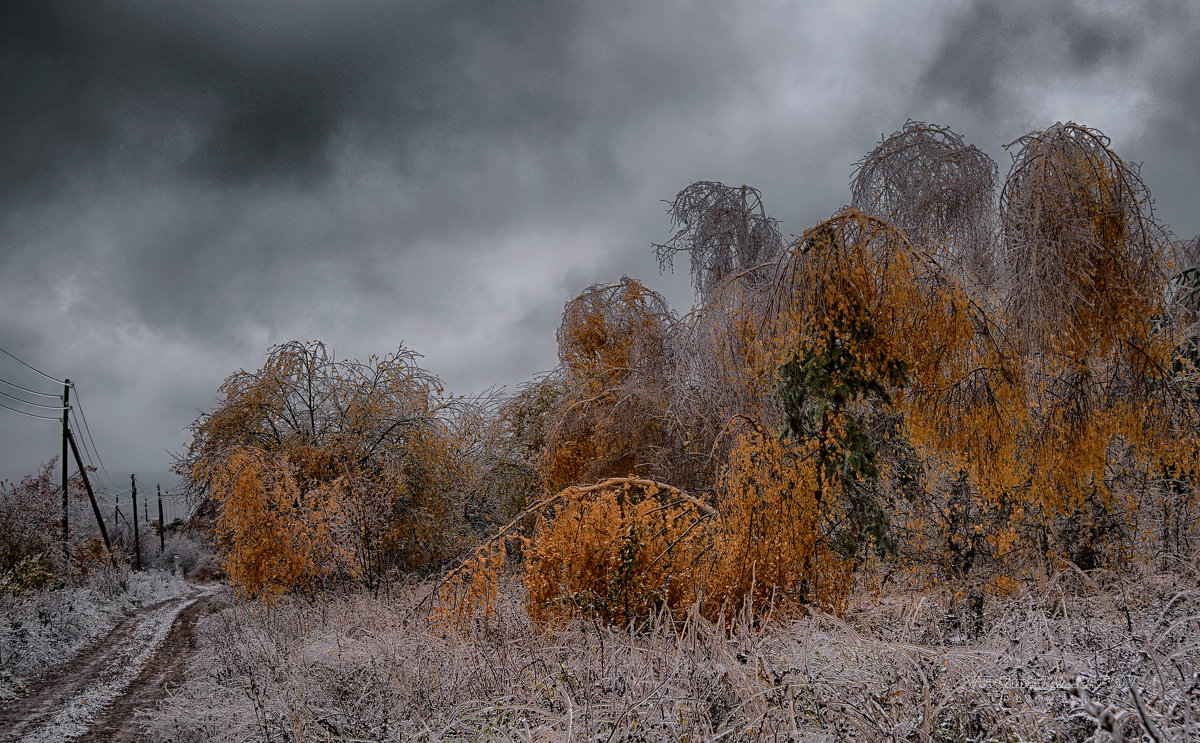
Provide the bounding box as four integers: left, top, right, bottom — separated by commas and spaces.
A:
0, 585, 221, 743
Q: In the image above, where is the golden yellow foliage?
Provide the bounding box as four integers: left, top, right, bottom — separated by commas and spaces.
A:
1002, 123, 1167, 359
197, 446, 349, 600
544, 279, 677, 489
522, 477, 711, 625
181, 341, 478, 594
703, 428, 852, 618
443, 430, 851, 627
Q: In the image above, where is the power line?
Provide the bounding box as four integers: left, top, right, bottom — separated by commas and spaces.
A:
72, 389, 116, 490
69, 408, 107, 491
0, 401, 62, 420
0, 346, 67, 385
0, 378, 60, 399
0, 388, 67, 409
70, 409, 98, 471
70, 408, 117, 495
71, 390, 103, 465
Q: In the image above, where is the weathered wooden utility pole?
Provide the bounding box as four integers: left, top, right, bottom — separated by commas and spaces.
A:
61, 379, 70, 559
131, 474, 141, 571
157, 484, 165, 554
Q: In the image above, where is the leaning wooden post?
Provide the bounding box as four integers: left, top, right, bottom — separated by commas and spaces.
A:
66, 428, 117, 568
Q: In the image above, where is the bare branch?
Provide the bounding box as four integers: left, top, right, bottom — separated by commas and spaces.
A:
653, 181, 784, 301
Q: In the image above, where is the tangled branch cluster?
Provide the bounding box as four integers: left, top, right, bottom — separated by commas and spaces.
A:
653, 181, 784, 300
480, 121, 1199, 627
852, 120, 999, 285
1000, 122, 1170, 353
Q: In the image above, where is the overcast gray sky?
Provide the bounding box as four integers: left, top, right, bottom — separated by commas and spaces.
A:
2, 0, 1197, 489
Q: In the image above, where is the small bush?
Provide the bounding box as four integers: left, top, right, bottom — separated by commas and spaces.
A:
149, 532, 219, 578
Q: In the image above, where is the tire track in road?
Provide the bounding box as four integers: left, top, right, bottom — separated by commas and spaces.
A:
75, 589, 223, 743
0, 585, 220, 743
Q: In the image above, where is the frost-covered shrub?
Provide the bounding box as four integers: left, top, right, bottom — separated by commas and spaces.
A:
148, 532, 219, 578
0, 464, 60, 582
0, 554, 61, 597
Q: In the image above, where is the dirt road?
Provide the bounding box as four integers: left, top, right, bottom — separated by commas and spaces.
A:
0, 584, 222, 743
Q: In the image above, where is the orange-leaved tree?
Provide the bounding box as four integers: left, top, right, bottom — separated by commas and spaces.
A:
195, 446, 346, 600
180, 340, 476, 595
993, 123, 1191, 568
521, 477, 712, 625
768, 210, 976, 562
443, 428, 851, 626
875, 122, 1198, 577
543, 278, 681, 489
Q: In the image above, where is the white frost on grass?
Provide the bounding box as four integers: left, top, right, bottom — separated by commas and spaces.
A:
7, 586, 212, 743
150, 567, 1200, 742
0, 568, 189, 701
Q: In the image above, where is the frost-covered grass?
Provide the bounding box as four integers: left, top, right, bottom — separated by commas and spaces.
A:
147, 558, 1200, 742
0, 566, 189, 700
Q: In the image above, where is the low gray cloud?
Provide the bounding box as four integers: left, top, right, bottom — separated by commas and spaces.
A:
912, 0, 1199, 239
1, 0, 1197, 484
920, 0, 1141, 117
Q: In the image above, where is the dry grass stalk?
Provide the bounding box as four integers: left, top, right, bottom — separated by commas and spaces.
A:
147, 560, 1200, 742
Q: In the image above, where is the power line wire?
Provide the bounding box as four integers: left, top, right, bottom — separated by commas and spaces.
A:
0, 388, 68, 409
0, 378, 60, 399
0, 346, 67, 385
72, 390, 116, 489
0, 401, 61, 420
69, 408, 103, 480
69, 409, 97, 470
70, 408, 116, 494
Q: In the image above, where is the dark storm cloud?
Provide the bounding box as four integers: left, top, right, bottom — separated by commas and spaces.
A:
0, 1, 560, 194
913, 0, 1200, 241
2, 0, 1197, 485
0, 0, 754, 359
0, 1, 741, 200
919, 0, 1139, 118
